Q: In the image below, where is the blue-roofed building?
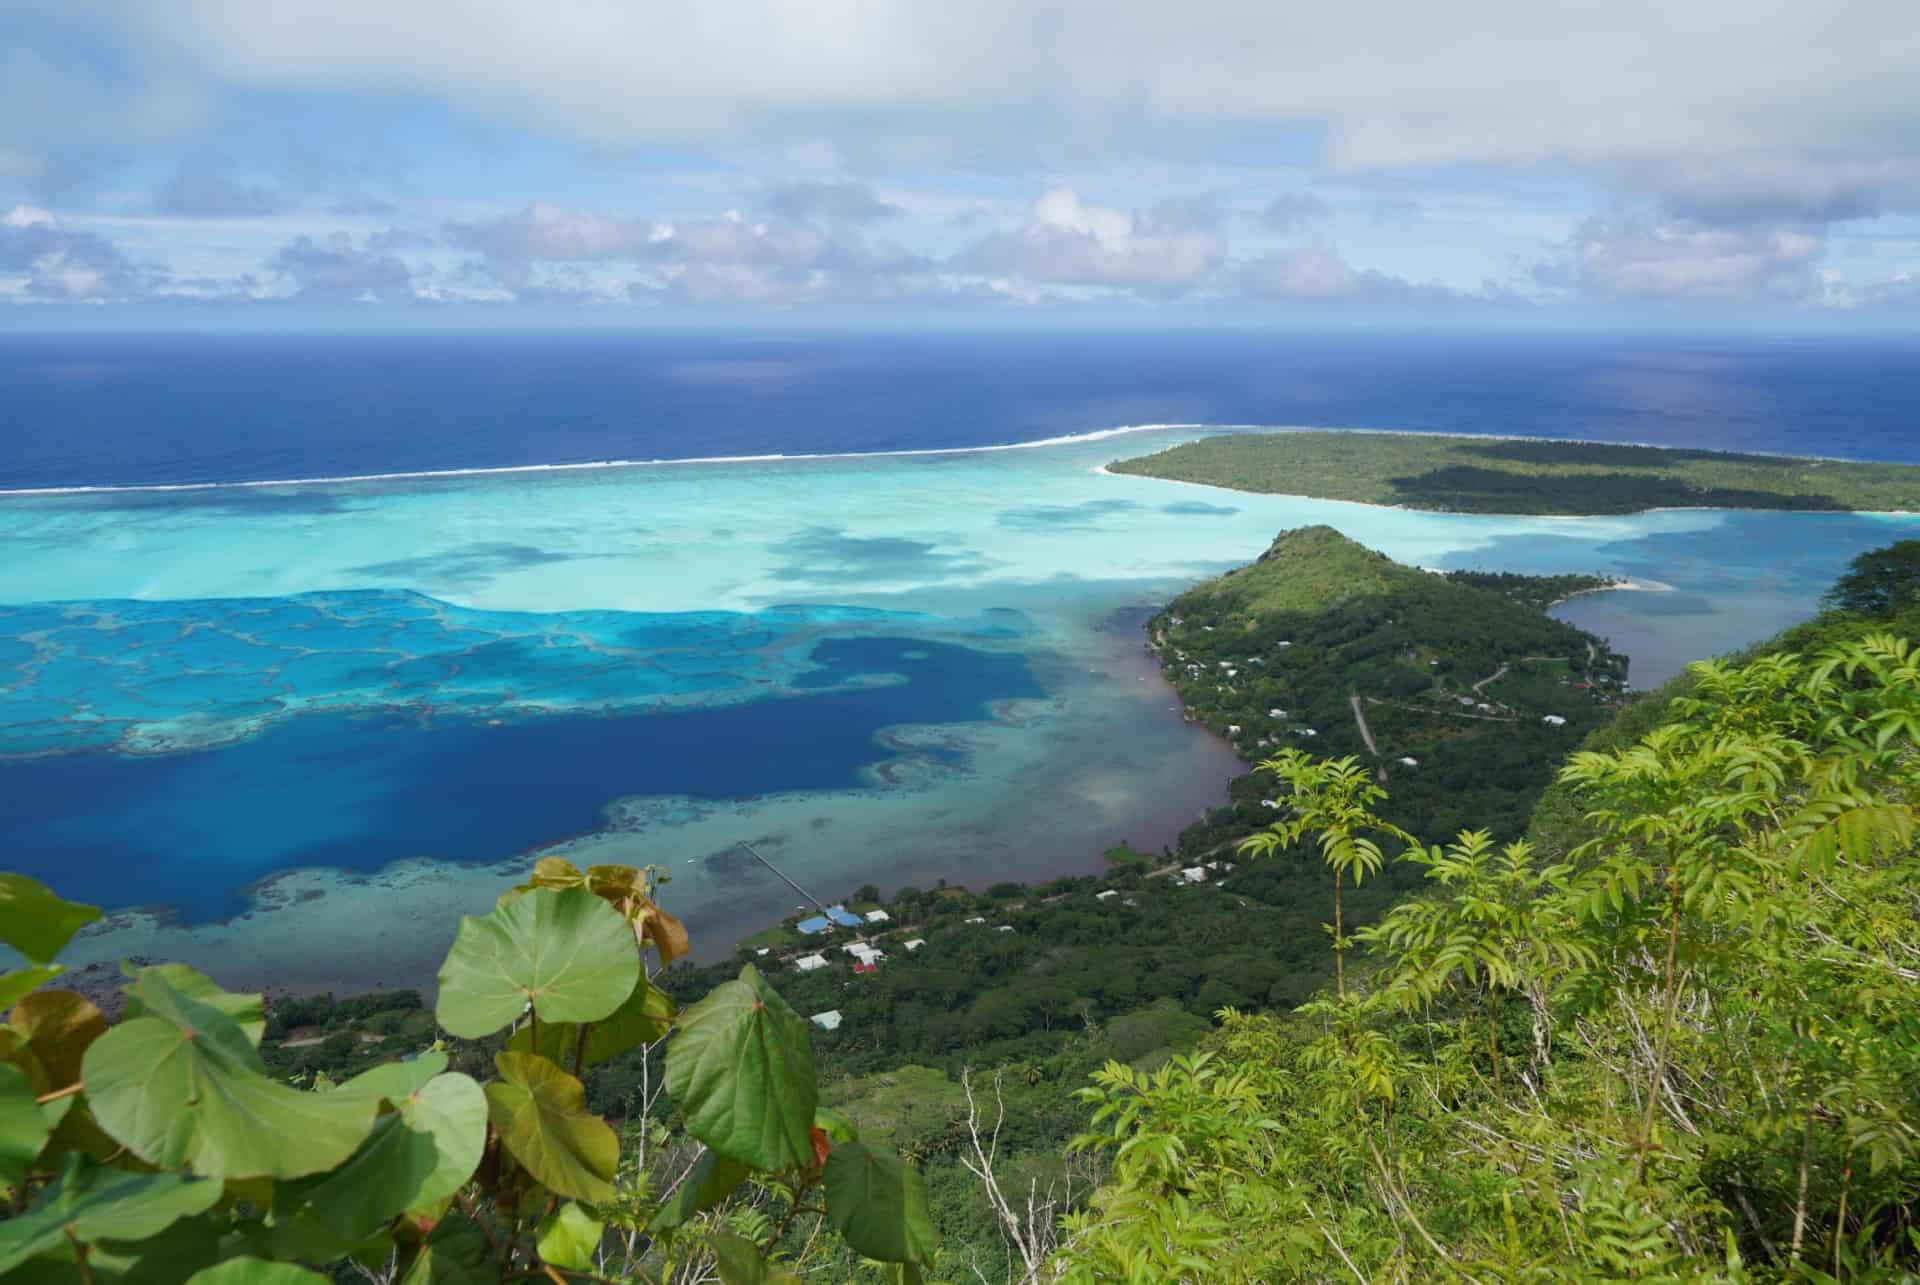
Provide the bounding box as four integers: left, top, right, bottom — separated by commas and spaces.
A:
796, 905, 864, 934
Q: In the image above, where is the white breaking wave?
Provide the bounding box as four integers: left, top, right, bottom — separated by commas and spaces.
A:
0, 422, 1227, 498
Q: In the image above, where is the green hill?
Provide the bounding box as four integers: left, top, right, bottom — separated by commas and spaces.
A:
1153, 524, 1625, 845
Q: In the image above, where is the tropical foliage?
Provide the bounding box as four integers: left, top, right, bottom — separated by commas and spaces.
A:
0, 857, 938, 1283
1060, 635, 1920, 1281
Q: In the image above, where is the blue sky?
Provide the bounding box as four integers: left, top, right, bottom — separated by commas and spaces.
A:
4, 1, 1919, 327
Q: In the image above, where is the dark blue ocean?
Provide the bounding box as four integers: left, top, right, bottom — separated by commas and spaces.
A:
4, 330, 1920, 490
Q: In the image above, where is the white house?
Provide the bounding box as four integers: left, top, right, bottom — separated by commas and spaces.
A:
795, 954, 828, 972
864, 909, 891, 923
1399, 756, 1419, 767
810, 1010, 843, 1031
1300, 728, 1318, 737
1543, 714, 1568, 726
903, 938, 926, 951
996, 925, 1015, 933
1260, 799, 1282, 809
1095, 889, 1119, 900
1268, 708, 1287, 718
845, 943, 884, 962
1180, 867, 1207, 883
964, 915, 986, 924
1226, 724, 1242, 735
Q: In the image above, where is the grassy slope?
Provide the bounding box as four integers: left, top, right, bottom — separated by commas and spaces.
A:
1109, 430, 1920, 515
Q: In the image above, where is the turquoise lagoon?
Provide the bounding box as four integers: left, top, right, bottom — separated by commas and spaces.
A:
2, 427, 1913, 990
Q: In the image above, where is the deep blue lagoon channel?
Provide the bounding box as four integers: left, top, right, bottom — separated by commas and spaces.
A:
0, 635, 1044, 922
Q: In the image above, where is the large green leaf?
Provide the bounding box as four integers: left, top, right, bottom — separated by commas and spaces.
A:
391, 1071, 489, 1212
0, 875, 99, 965
187, 1260, 330, 1285
536, 1201, 603, 1271
650, 1148, 751, 1230
256, 1052, 483, 1257
504, 976, 675, 1069
261, 1066, 479, 1262
436, 887, 639, 1039
665, 964, 817, 1171
83, 969, 379, 1179
0, 1061, 49, 1188
0, 1153, 222, 1273
824, 1142, 938, 1266
120, 963, 265, 1047
9, 989, 107, 1086
484, 1051, 618, 1203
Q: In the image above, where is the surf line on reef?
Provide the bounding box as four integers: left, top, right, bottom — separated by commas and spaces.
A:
0, 423, 1241, 497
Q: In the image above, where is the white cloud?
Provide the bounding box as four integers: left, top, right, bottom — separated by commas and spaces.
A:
1541, 216, 1826, 303
1236, 240, 1492, 309
266, 231, 415, 302
955, 187, 1224, 292
0, 203, 149, 299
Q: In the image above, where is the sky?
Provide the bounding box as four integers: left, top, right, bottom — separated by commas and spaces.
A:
4, 1, 1920, 328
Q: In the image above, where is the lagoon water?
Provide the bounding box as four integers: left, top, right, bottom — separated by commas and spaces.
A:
3, 332, 1918, 990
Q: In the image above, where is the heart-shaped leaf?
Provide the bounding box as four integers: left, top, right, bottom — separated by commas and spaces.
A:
9, 989, 107, 1087
436, 888, 638, 1039
0, 876, 99, 965
536, 1201, 603, 1270
824, 1142, 938, 1266
0, 1062, 50, 1188
0, 1153, 222, 1273
666, 964, 816, 1172
83, 969, 379, 1179
485, 1052, 618, 1203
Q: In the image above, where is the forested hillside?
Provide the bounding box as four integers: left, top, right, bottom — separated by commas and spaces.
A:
1059, 568, 1920, 1281
1153, 525, 1626, 846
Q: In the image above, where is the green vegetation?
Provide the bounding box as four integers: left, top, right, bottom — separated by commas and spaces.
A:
1825, 538, 1920, 616
10, 537, 1919, 1282
0, 857, 941, 1283
1060, 633, 1920, 1281
1441, 568, 1621, 611
1109, 429, 1920, 514
1153, 525, 1626, 844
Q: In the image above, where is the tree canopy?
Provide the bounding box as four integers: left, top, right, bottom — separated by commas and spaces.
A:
1824, 538, 1920, 617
